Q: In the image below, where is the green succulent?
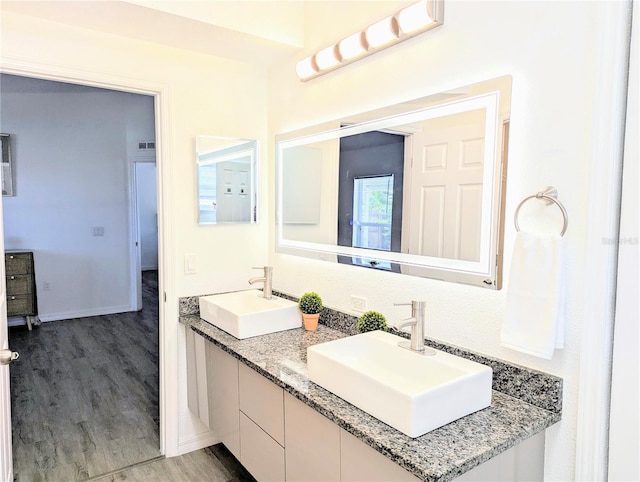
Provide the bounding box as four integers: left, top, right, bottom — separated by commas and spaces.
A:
298, 292, 323, 314
357, 311, 388, 333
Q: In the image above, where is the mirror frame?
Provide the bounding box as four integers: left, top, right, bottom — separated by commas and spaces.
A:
275, 76, 511, 289
196, 136, 258, 225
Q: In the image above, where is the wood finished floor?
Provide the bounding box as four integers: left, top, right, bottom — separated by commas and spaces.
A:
8, 271, 253, 482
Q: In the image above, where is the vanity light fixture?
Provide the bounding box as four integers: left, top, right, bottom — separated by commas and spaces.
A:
338, 32, 367, 61
296, 0, 443, 81
365, 16, 399, 48
315, 45, 341, 70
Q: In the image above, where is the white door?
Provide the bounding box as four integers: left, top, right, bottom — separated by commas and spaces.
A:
405, 109, 486, 261
0, 194, 15, 482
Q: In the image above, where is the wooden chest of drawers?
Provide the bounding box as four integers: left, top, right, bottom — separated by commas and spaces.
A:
5, 250, 38, 330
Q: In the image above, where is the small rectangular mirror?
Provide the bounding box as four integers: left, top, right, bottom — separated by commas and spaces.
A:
1, 133, 14, 197
196, 136, 258, 224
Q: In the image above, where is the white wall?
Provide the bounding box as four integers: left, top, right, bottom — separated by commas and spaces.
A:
1, 77, 154, 321
268, 2, 630, 480
1, 9, 270, 456
608, 1, 639, 478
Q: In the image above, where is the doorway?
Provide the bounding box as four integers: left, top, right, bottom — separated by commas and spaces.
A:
0, 73, 163, 479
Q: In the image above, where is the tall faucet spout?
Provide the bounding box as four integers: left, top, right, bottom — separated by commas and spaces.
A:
395, 317, 417, 331
249, 266, 273, 299
393, 301, 434, 355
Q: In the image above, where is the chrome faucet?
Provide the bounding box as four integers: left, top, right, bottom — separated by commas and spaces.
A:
249, 266, 273, 299
394, 301, 435, 355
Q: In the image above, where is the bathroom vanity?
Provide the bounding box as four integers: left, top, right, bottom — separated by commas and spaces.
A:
181, 303, 561, 482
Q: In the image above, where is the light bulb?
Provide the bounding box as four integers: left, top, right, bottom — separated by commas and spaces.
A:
296, 56, 317, 80
315, 44, 340, 70
397, 1, 434, 35
339, 32, 367, 60
365, 16, 398, 49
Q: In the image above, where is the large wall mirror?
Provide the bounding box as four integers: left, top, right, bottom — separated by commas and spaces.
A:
197, 136, 258, 224
275, 76, 511, 289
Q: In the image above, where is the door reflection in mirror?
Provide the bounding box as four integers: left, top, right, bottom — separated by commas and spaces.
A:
196, 136, 258, 225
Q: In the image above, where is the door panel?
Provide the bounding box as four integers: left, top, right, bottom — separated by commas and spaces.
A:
0, 194, 13, 482
406, 109, 485, 261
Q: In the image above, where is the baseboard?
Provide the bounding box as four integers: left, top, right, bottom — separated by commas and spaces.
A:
37, 304, 134, 323
175, 430, 220, 456
7, 316, 29, 327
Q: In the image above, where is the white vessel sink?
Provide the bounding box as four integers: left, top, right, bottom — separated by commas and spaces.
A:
199, 289, 301, 339
307, 330, 492, 437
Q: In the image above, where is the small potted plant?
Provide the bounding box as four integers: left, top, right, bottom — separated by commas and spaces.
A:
298, 292, 323, 331
357, 311, 388, 333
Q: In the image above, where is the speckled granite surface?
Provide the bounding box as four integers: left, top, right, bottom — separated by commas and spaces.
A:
180, 292, 562, 414
179, 314, 561, 482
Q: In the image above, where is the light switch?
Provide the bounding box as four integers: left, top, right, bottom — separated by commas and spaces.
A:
184, 254, 197, 274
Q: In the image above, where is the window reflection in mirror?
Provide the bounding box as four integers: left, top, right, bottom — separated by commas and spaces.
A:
276, 76, 511, 289
196, 136, 258, 224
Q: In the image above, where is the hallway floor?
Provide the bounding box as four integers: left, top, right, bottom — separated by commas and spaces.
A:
8, 271, 252, 481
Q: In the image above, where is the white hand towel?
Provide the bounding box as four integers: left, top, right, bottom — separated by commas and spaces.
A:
500, 231, 565, 359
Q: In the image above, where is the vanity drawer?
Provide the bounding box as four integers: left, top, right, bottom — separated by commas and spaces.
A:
5, 253, 31, 274
239, 362, 284, 446
7, 294, 35, 316
6, 274, 32, 295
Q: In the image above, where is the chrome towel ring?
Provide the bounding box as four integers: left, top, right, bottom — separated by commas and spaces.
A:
514, 186, 568, 236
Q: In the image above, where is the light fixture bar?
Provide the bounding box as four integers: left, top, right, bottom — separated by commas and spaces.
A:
296, 0, 444, 82
365, 16, 399, 49
397, 1, 434, 35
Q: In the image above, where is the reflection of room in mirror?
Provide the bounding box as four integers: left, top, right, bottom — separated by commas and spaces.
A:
276, 75, 512, 289
405, 108, 486, 262
352, 174, 395, 251
196, 136, 257, 225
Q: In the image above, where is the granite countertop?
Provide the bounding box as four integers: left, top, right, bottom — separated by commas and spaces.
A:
180, 314, 561, 482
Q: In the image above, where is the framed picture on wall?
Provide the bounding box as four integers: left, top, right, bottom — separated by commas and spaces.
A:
1, 133, 14, 196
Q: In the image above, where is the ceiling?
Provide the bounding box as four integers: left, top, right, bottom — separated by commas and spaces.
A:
1, 1, 306, 67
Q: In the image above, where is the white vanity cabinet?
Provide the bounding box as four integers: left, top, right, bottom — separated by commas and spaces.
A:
283, 392, 419, 482
185, 329, 240, 458
186, 329, 545, 482
238, 363, 286, 481
206, 341, 240, 458
341, 429, 420, 482
284, 392, 341, 481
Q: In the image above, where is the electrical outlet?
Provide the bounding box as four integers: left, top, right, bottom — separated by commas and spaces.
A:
92, 226, 105, 236
351, 295, 367, 313
43, 281, 51, 291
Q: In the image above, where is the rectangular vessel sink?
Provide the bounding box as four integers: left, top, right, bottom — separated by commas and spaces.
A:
199, 289, 301, 339
307, 330, 492, 437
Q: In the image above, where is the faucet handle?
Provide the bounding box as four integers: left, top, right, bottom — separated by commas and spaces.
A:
252, 266, 273, 274
394, 301, 427, 317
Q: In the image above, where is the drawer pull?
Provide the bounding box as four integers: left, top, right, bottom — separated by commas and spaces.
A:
10, 276, 14, 280
10, 296, 16, 300
9, 256, 14, 259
